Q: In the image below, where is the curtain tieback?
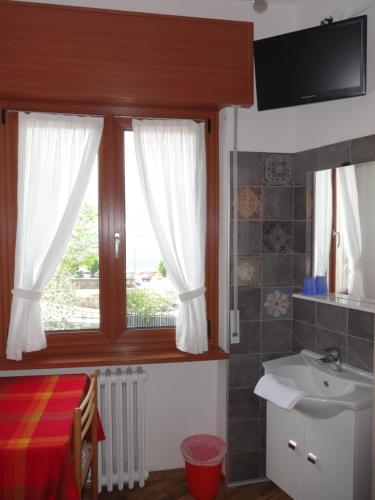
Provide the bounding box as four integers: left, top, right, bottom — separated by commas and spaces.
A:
12, 288, 42, 301
179, 286, 205, 303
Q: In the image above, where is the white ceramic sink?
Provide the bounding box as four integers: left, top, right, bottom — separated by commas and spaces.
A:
263, 350, 373, 418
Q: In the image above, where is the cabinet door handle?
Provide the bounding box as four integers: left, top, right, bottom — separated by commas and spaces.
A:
288, 440, 297, 450
307, 452, 317, 464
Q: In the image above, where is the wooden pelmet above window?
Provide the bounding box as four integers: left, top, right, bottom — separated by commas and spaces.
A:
0, 1, 253, 110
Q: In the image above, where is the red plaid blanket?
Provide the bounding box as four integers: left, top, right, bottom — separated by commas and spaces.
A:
0, 374, 103, 500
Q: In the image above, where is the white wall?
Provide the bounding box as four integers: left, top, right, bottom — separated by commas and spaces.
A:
144, 361, 224, 470
0, 360, 225, 470
294, 0, 375, 151
220, 5, 298, 154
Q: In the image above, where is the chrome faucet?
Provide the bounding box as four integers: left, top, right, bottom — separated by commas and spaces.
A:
318, 347, 342, 371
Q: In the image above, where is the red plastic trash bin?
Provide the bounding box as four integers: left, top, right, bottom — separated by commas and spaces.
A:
180, 434, 227, 500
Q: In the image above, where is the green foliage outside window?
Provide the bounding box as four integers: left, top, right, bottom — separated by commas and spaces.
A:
42, 269, 78, 330
158, 260, 167, 278
59, 202, 99, 275
127, 288, 174, 320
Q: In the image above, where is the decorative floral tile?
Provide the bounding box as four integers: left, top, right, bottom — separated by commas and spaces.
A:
230, 256, 261, 287
264, 154, 293, 186
234, 187, 262, 219
262, 221, 293, 253
262, 287, 293, 320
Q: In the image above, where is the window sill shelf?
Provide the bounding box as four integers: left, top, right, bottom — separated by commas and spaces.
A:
0, 345, 228, 371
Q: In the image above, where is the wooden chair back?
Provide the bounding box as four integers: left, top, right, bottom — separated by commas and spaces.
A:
73, 373, 98, 500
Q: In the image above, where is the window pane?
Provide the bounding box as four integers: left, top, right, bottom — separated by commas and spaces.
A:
41, 160, 100, 331
124, 131, 179, 329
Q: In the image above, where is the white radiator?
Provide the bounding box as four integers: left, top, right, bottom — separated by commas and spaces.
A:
97, 367, 148, 492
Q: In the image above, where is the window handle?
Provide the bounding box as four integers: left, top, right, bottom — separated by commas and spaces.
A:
114, 232, 120, 259
332, 230, 341, 248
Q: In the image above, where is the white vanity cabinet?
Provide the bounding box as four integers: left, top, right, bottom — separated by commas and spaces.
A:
266, 402, 372, 500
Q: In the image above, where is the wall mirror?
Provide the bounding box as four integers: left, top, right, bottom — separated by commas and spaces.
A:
308, 160, 375, 303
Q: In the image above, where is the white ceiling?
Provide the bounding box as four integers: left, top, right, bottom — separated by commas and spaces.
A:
229, 0, 306, 4
13, 0, 307, 3
12, 0, 305, 10
11, 0, 300, 25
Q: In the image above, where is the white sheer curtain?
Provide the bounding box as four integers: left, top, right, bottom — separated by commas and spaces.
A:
132, 119, 207, 354
337, 165, 364, 297
313, 170, 333, 277
7, 112, 103, 361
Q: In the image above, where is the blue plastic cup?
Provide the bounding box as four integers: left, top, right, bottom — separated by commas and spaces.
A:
315, 276, 328, 295
302, 277, 316, 295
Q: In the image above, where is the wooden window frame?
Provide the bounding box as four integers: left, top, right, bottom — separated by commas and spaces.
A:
0, 102, 226, 369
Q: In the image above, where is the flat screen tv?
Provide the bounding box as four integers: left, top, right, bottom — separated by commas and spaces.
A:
253, 16, 367, 111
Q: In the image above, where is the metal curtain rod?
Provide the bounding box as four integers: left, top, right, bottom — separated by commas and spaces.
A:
5, 110, 209, 123
116, 116, 212, 132
115, 115, 208, 122
6, 109, 104, 118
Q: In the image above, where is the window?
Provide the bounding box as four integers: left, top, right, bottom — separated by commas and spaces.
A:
0, 110, 220, 366
124, 131, 179, 329
42, 160, 100, 332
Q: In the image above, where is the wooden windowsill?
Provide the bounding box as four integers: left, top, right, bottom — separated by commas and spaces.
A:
0, 345, 228, 371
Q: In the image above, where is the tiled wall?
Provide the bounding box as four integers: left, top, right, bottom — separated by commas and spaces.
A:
294, 298, 374, 372
227, 134, 375, 483
228, 152, 295, 482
